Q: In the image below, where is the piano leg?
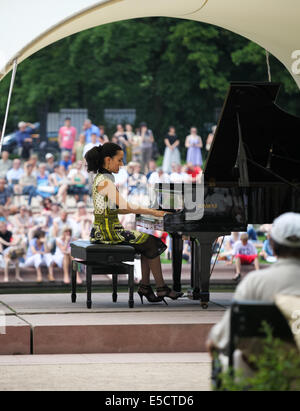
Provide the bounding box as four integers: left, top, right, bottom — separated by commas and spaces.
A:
171, 234, 183, 292
189, 233, 229, 309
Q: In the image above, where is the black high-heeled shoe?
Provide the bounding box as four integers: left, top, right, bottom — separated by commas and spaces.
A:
137, 284, 164, 304
156, 285, 184, 305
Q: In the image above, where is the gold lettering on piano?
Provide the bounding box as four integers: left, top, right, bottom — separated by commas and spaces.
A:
197, 203, 218, 209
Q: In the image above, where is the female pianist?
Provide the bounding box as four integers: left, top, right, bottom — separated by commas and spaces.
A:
84, 143, 183, 304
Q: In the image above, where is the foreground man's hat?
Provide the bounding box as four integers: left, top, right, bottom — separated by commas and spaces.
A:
271, 213, 300, 247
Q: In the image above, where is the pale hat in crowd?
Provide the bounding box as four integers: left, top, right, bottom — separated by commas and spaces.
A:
271, 212, 300, 248
45, 153, 54, 160
18, 121, 26, 128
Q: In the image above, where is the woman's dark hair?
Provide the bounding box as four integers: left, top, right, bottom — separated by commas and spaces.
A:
34, 229, 46, 240
85, 143, 122, 173
270, 238, 300, 259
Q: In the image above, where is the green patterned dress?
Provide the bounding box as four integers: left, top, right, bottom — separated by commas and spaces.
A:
90, 171, 166, 259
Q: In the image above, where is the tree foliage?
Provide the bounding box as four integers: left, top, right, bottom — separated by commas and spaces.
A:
1, 17, 299, 150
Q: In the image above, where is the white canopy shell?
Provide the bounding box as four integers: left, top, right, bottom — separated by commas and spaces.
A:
0, 0, 300, 88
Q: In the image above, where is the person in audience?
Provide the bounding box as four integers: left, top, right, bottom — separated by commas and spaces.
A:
83, 133, 101, 158
162, 126, 181, 174
58, 117, 77, 157
148, 167, 170, 185
67, 161, 89, 203
170, 163, 185, 183
60, 151, 72, 172
49, 164, 69, 205
48, 227, 79, 284
260, 232, 277, 262
146, 160, 157, 180
7, 158, 24, 189
14, 206, 34, 236
82, 119, 100, 144
0, 221, 24, 282
128, 163, 148, 196
0, 178, 12, 207
125, 124, 134, 163
52, 209, 78, 239
36, 163, 55, 199
14, 162, 37, 205
24, 229, 54, 283
73, 202, 93, 240
15, 121, 37, 160
0, 151, 12, 179
185, 127, 203, 167
231, 233, 260, 281
140, 122, 154, 174
28, 154, 39, 177
45, 153, 55, 174
73, 133, 86, 162
186, 162, 201, 182
131, 130, 142, 163
206, 212, 300, 374
99, 125, 109, 145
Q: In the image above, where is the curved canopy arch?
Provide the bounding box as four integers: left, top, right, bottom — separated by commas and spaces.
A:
0, 0, 300, 88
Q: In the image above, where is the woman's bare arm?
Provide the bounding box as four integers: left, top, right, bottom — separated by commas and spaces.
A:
97, 179, 164, 217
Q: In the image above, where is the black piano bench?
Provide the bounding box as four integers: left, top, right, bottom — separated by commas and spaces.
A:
70, 241, 136, 309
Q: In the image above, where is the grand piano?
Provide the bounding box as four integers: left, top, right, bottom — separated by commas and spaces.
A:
136, 82, 300, 308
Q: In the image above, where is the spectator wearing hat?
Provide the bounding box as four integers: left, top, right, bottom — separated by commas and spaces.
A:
0, 151, 12, 179
58, 118, 77, 157
15, 121, 37, 160
206, 212, 300, 368
45, 153, 55, 174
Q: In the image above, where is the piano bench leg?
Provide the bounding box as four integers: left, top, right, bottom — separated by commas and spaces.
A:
86, 267, 92, 309
112, 274, 118, 303
128, 266, 134, 309
71, 261, 77, 303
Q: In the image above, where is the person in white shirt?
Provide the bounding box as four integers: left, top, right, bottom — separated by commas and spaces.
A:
7, 158, 24, 187
230, 233, 260, 281
207, 213, 300, 370
148, 167, 170, 185
83, 133, 101, 158
49, 227, 82, 284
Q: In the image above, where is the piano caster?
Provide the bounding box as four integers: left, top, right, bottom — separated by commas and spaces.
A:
112, 293, 118, 303
201, 302, 209, 310
87, 301, 92, 309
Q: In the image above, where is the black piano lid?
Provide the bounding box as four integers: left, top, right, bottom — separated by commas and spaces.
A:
204, 82, 300, 184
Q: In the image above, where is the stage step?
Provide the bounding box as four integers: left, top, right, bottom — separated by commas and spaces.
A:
0, 293, 230, 355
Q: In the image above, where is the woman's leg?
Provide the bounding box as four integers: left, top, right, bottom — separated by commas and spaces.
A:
146, 256, 165, 288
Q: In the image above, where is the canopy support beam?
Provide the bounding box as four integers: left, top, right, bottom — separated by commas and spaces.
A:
0, 59, 18, 154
